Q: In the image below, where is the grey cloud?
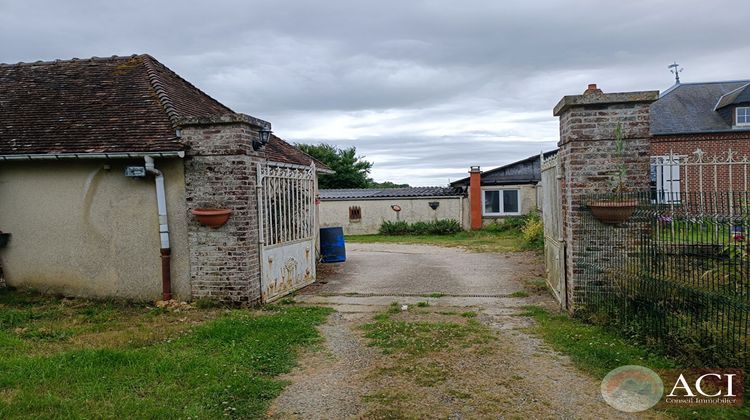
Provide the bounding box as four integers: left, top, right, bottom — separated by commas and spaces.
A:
0, 0, 748, 185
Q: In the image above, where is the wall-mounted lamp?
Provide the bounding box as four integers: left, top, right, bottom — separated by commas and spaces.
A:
253, 128, 273, 151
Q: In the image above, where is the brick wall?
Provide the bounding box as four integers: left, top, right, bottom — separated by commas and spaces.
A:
554, 85, 659, 311
651, 132, 750, 193
179, 115, 268, 304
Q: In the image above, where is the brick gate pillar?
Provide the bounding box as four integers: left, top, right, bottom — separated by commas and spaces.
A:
553, 84, 658, 312
178, 114, 270, 304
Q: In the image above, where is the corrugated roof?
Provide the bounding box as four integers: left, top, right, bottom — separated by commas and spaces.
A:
320, 187, 461, 200
651, 80, 750, 135
450, 150, 557, 187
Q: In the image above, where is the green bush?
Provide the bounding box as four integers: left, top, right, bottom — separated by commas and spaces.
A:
521, 210, 544, 249
379, 219, 462, 236
431, 219, 462, 234
482, 216, 526, 233
379, 220, 411, 235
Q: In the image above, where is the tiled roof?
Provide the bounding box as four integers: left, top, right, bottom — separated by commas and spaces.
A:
651, 81, 750, 135
266, 135, 331, 171
0, 54, 235, 155
320, 187, 461, 200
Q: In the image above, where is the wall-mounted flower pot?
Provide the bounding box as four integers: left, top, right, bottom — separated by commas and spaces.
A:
588, 200, 638, 225
191, 208, 232, 228
0, 232, 10, 248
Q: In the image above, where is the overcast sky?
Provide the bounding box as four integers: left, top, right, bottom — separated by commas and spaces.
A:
2, 1, 749, 186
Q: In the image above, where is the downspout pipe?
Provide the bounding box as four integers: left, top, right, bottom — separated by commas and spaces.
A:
144, 156, 172, 301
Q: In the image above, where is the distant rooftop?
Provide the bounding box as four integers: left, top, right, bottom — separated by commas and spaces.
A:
320, 187, 461, 200
651, 80, 750, 135
450, 150, 557, 187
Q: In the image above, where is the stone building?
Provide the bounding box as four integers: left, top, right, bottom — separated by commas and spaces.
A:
0, 54, 329, 304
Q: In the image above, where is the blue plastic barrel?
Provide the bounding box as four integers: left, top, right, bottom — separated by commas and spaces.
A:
320, 227, 346, 263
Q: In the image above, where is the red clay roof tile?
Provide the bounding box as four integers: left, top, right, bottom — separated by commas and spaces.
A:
265, 135, 331, 171
0, 54, 234, 155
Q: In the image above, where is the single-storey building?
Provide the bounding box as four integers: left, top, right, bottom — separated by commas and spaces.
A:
451, 151, 556, 229
0, 54, 329, 304
319, 187, 467, 235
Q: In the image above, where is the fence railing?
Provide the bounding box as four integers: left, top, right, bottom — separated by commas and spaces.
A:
578, 191, 750, 370
651, 148, 750, 210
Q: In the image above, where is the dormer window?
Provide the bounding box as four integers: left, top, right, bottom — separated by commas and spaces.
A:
737, 107, 750, 127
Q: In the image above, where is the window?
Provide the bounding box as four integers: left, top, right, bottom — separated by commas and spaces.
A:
650, 156, 681, 204
348, 206, 361, 221
482, 189, 520, 215
737, 107, 750, 126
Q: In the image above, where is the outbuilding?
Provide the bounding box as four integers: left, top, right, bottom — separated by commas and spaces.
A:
319, 187, 467, 235
451, 151, 556, 229
0, 54, 329, 304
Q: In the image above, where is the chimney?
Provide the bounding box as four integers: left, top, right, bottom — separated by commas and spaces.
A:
583, 83, 603, 95
469, 166, 482, 230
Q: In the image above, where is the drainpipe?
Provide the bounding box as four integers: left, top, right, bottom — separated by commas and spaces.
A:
144, 156, 172, 301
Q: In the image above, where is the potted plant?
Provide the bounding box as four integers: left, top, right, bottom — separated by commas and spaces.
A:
588, 123, 639, 225
191, 208, 232, 228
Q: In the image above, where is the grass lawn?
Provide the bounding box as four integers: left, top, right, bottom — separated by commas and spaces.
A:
0, 289, 332, 419
347, 229, 529, 253
522, 306, 749, 419
358, 303, 503, 417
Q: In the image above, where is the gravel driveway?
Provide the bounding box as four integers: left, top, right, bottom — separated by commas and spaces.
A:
269, 243, 664, 419
309, 242, 542, 296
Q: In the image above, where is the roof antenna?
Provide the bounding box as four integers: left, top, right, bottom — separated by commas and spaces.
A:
668, 61, 683, 84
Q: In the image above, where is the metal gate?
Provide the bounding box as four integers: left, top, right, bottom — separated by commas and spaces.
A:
540, 153, 566, 308
257, 163, 316, 303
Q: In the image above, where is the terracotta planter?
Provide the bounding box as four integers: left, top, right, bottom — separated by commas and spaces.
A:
588, 199, 638, 225
191, 208, 232, 228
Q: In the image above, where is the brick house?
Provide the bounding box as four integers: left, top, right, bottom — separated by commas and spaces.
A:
0, 54, 329, 304
650, 80, 750, 200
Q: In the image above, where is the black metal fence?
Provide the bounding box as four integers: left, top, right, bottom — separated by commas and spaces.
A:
578, 191, 750, 370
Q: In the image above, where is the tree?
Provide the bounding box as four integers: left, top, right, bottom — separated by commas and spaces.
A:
296, 143, 373, 189
368, 180, 410, 189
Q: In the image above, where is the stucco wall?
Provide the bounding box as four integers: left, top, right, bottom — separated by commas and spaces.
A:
0, 159, 190, 301
319, 197, 467, 235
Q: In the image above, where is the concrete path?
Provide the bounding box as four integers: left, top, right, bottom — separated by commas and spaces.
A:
269, 243, 664, 419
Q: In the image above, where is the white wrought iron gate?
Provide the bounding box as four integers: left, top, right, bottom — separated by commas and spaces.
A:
257, 163, 316, 303
540, 153, 566, 309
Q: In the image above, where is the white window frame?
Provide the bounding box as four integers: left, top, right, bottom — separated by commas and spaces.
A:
736, 107, 750, 127
650, 155, 682, 204
481, 187, 521, 216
